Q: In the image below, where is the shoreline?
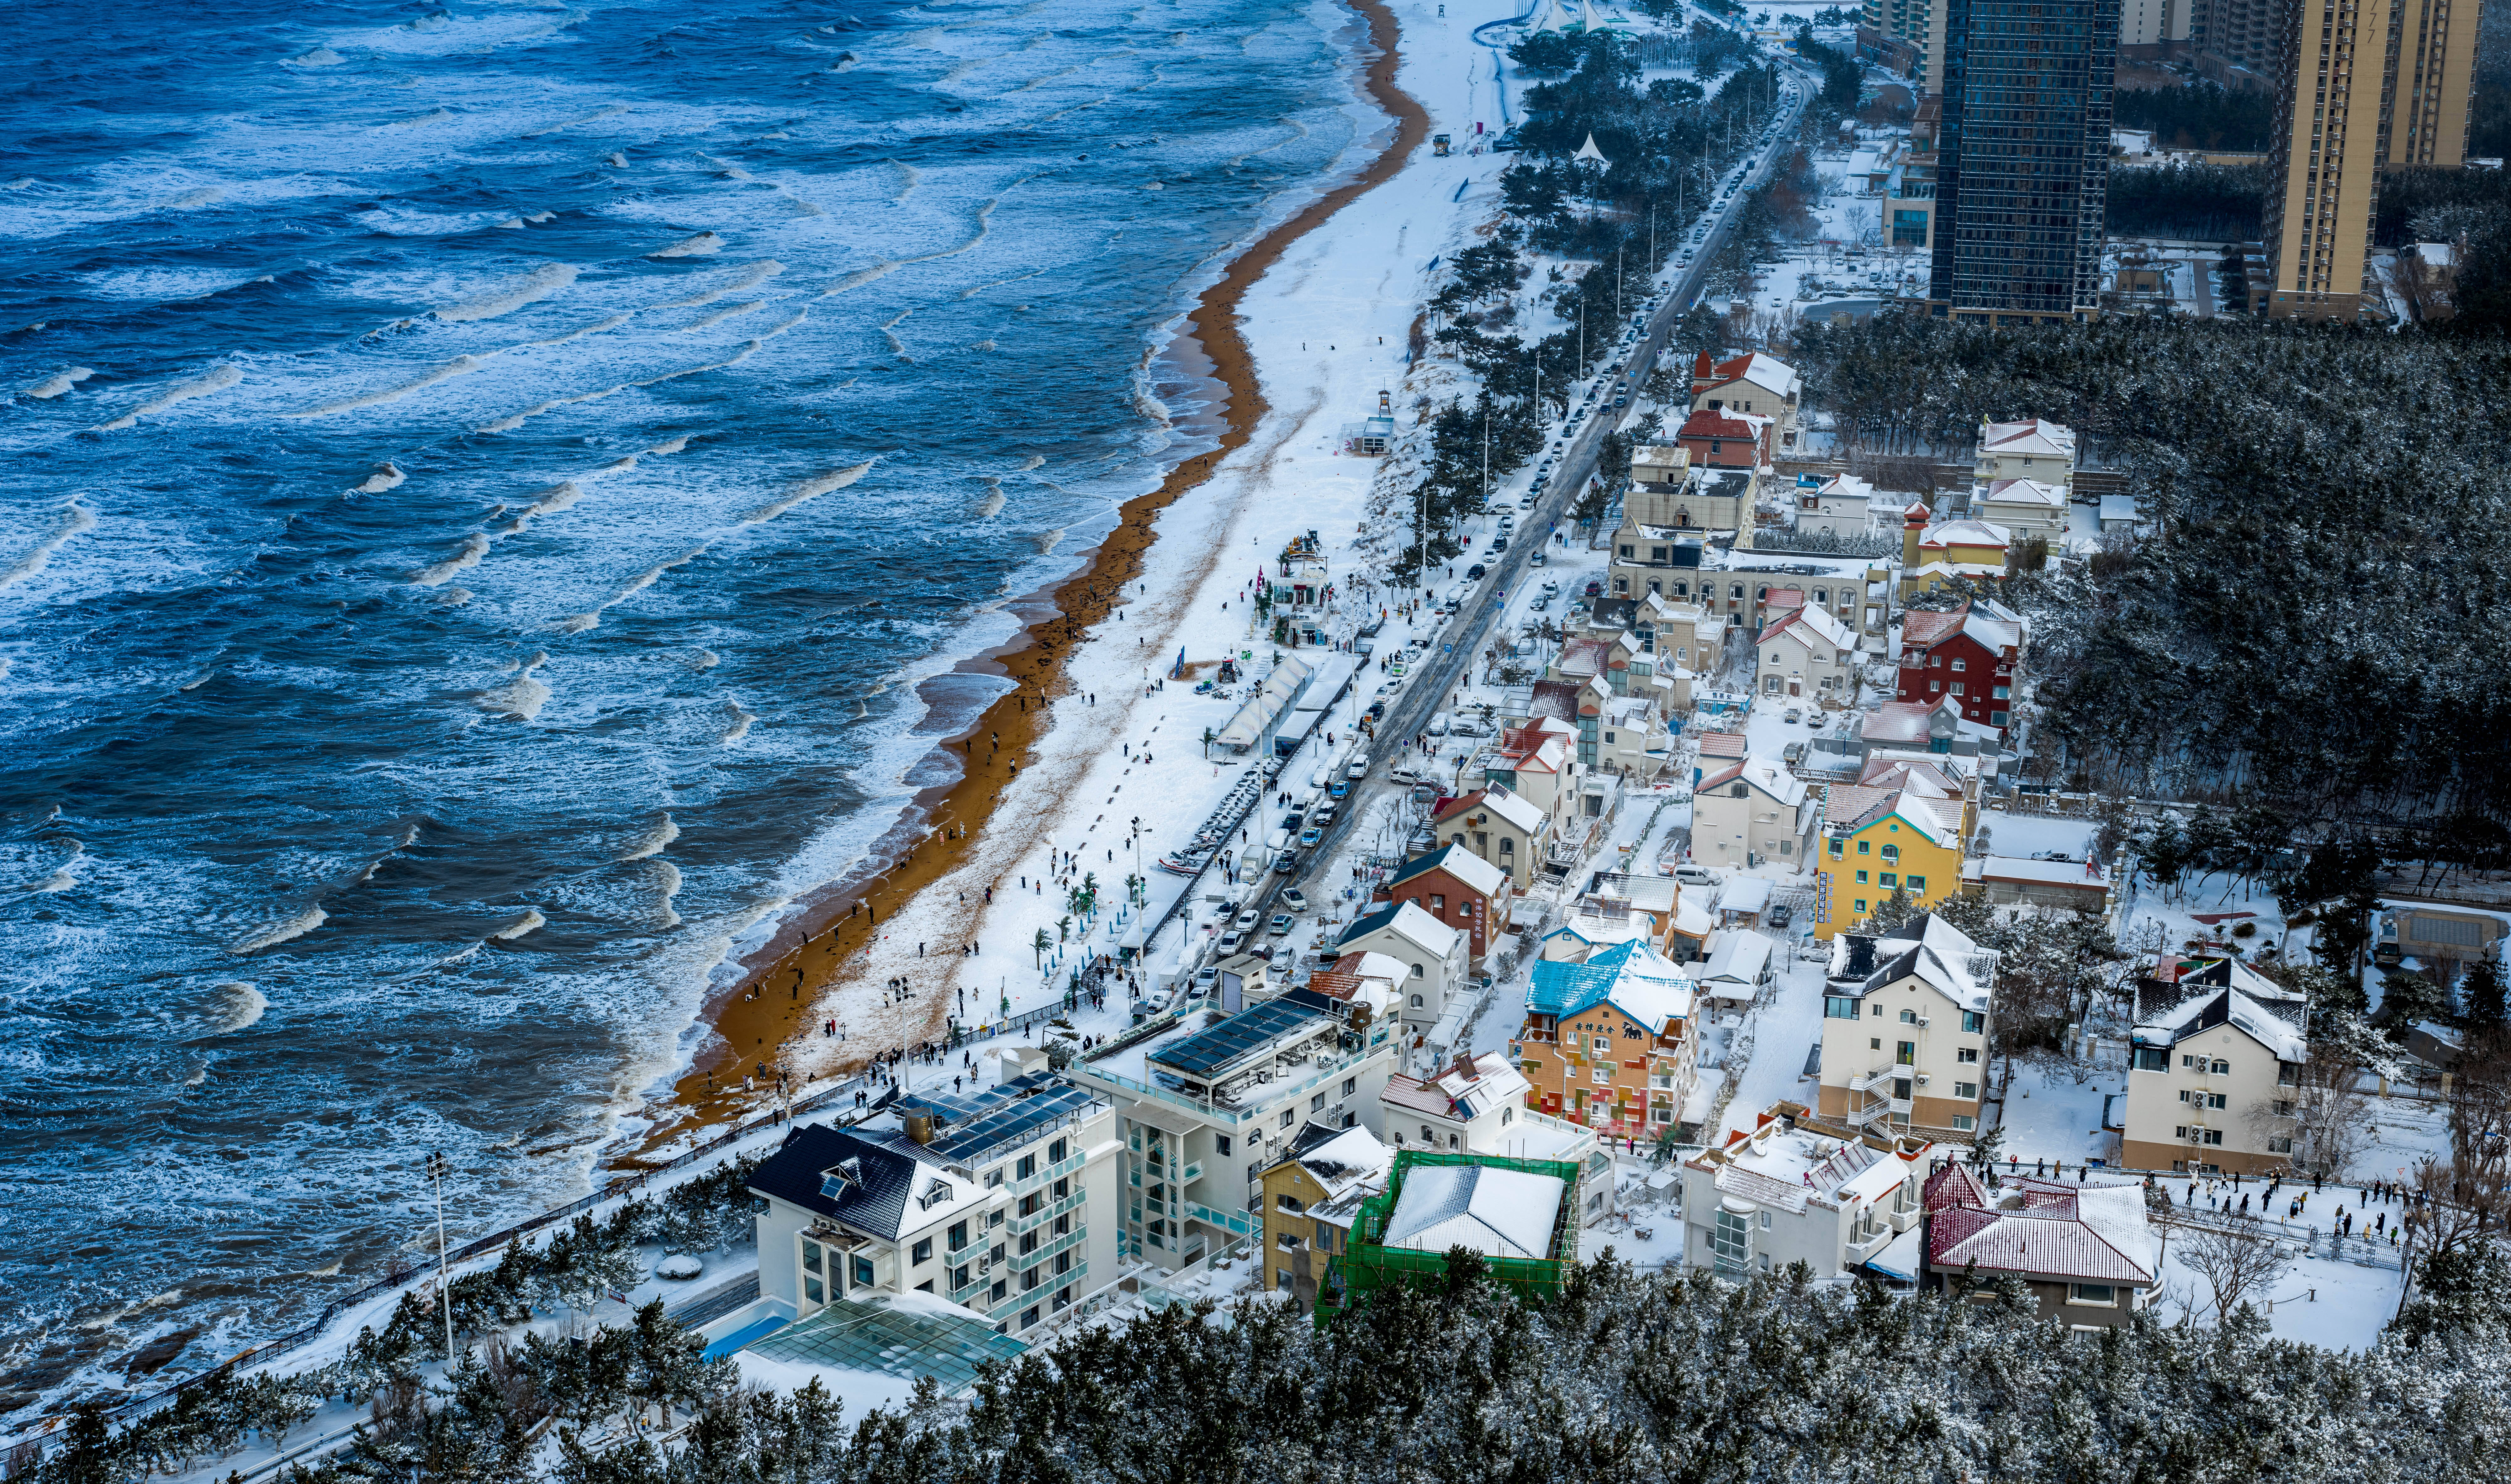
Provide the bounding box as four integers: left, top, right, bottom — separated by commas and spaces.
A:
642, 0, 1433, 1147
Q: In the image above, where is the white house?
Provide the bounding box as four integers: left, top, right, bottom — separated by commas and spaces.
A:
2121, 986, 2307, 1176
1973, 417, 2075, 492
1378, 1050, 1606, 1223
1974, 478, 2067, 543
1681, 1101, 1932, 1279
1689, 756, 1816, 870
1755, 602, 1863, 700
1793, 472, 1876, 539
1336, 901, 1470, 1031
1697, 928, 1778, 1010
748, 1060, 1123, 1337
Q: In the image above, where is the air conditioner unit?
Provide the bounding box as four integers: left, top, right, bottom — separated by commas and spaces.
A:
1915, 1016, 1930, 1028
1916, 1073, 1930, 1085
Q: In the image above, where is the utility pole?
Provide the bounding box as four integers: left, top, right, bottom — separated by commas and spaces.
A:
427, 1150, 456, 1366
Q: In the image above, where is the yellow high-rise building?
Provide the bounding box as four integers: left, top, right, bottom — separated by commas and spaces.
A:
2262, 0, 2483, 322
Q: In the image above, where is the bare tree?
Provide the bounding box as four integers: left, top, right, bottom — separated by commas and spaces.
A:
2170, 1213, 2294, 1326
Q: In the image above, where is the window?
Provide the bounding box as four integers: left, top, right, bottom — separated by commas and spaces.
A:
1049, 1137, 1067, 1163
948, 1221, 968, 1252
1961, 1011, 1984, 1034
1710, 1208, 1752, 1272
911, 1237, 933, 1265
1217, 1135, 1232, 1156
1310, 1091, 1326, 1112
1895, 1041, 1916, 1065
1856, 870, 1870, 884
2067, 1283, 2117, 1307
803, 1240, 823, 1274
1829, 840, 1843, 858
1858, 840, 1871, 854
1016, 1154, 1037, 1180
2210, 1059, 2231, 1075
1824, 995, 1859, 1019
1779, 841, 1792, 856
852, 1256, 875, 1287
1958, 1047, 1980, 1064
1277, 1268, 1293, 1288
951, 1264, 970, 1289
1343, 1077, 1357, 1096
1878, 873, 1897, 888
1871, 1037, 1883, 1050
1905, 875, 1925, 893
805, 1274, 823, 1303
915, 1279, 934, 1294
1855, 899, 1868, 914
1430, 894, 1445, 911
1950, 1114, 1976, 1132
1954, 1081, 1978, 1099
1899, 1008, 1917, 1024
1280, 1109, 1295, 1129
1950, 658, 1966, 672
1021, 1306, 1041, 1329
1593, 1035, 1611, 1052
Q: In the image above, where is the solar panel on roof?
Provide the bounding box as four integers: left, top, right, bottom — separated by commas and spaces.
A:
1153, 998, 1327, 1077
916, 1072, 1097, 1163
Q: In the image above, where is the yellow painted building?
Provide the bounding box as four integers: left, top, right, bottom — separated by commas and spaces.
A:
1810, 779, 1969, 940
1257, 1125, 1392, 1312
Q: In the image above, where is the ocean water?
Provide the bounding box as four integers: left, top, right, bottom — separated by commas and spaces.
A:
0, 0, 1368, 1416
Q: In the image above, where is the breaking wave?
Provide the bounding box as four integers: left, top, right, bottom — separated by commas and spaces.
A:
24, 366, 93, 399
648, 231, 723, 258
434, 262, 578, 322
234, 904, 327, 953
0, 500, 98, 588
349, 461, 407, 493
289, 355, 486, 418
96, 363, 241, 430
618, 813, 679, 861
408, 533, 490, 586
477, 651, 552, 721
741, 461, 873, 524
489, 907, 546, 940
203, 981, 267, 1034
720, 700, 756, 743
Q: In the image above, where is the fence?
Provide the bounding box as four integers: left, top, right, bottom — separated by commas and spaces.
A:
19, 1001, 1082, 1449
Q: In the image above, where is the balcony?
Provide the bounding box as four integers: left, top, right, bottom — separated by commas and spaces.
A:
1005, 1187, 1086, 1238
1847, 1230, 1893, 1265
948, 1263, 993, 1307
1186, 1201, 1259, 1237
1009, 1225, 1089, 1281
1007, 1149, 1088, 1198
1180, 1161, 1204, 1185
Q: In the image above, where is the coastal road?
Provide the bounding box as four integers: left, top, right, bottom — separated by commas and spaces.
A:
1256, 47, 1816, 944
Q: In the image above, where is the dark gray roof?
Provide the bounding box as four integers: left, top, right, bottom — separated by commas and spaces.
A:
749, 1124, 950, 1240
1338, 904, 1402, 948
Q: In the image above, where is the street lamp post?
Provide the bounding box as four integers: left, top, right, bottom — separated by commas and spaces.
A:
426, 1151, 456, 1365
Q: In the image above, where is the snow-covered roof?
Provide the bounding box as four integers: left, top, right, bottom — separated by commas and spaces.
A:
1338, 900, 1466, 962
2132, 986, 2307, 1063
1843, 913, 1990, 1011
1717, 876, 1774, 914
1927, 1173, 2157, 1286
1698, 755, 1807, 807
1760, 600, 1858, 657
1382, 1161, 1565, 1259
1388, 843, 1509, 900
1964, 855, 2108, 889
1697, 730, 1747, 759
1978, 478, 2065, 510
2098, 494, 2141, 523
1921, 519, 2012, 550
1288, 1126, 1394, 1202
1701, 929, 1774, 989
1690, 1106, 1920, 1215
1384, 1051, 1534, 1124
1814, 472, 1874, 504
1706, 351, 1801, 399
1526, 939, 1698, 1034
1977, 417, 2076, 462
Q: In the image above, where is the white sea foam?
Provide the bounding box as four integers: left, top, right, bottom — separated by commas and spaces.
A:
494, 218, 524, 230
1017, 454, 1045, 471
206, 981, 267, 1033
619, 813, 679, 861
1035, 526, 1065, 554
555, 547, 705, 631
180, 668, 216, 691
0, 501, 97, 588
349, 461, 407, 493
649, 860, 683, 928
890, 159, 918, 202
518, 311, 629, 348
78, 1288, 186, 1332
675, 300, 760, 332
822, 261, 901, 297
758, 309, 806, 338
234, 904, 327, 953
435, 262, 577, 322
689, 648, 720, 670
971, 338, 996, 351
974, 489, 1005, 518
354, 823, 420, 882
288, 354, 485, 418
168, 187, 226, 210
383, 108, 454, 128
526, 480, 582, 514
636, 339, 759, 387
436, 587, 471, 606
521, 104, 624, 138
605, 152, 629, 168
489, 907, 546, 940
408, 532, 490, 586
649, 231, 723, 258
24, 366, 93, 399
781, 192, 826, 217
653, 260, 782, 309
474, 405, 545, 433
742, 461, 872, 524
720, 700, 756, 744
289, 47, 345, 66
96, 363, 241, 430
645, 435, 690, 455
477, 651, 551, 720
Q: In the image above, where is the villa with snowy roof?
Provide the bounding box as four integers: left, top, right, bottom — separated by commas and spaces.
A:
1374, 844, 1512, 963
2122, 982, 2308, 1175
1756, 599, 1864, 700
1335, 900, 1469, 1034
1919, 1164, 2158, 1328
1897, 504, 2012, 599
1432, 786, 1551, 892
1809, 764, 1973, 938
1328, 1151, 1583, 1308
1971, 416, 2076, 495
1814, 915, 1997, 1138
1689, 350, 1802, 448
1690, 754, 1816, 871
1896, 598, 2025, 736
1514, 939, 1701, 1139
1257, 1123, 1392, 1312
1682, 1101, 1932, 1280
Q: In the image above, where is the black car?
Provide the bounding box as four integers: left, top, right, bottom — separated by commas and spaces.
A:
1769, 904, 1793, 930
1466, 562, 1487, 579
1281, 811, 1304, 832
1368, 699, 1387, 720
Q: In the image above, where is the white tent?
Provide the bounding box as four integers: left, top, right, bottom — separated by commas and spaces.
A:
1527, 0, 1574, 33
1572, 132, 1610, 167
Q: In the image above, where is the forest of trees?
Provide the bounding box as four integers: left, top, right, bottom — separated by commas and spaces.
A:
43, 1244, 2511, 1482
2106, 162, 2267, 241
2112, 83, 2274, 151
1793, 313, 2511, 866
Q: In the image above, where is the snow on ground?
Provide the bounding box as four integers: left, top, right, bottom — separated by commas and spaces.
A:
1712, 959, 1827, 1140
1970, 808, 2096, 863
2155, 1240, 2404, 1351
1992, 1056, 2121, 1167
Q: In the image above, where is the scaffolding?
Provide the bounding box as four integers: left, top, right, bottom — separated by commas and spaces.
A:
1321, 1151, 1582, 1313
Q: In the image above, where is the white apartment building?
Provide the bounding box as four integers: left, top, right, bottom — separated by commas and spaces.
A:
1814, 915, 1996, 1138
1681, 1101, 1932, 1278
1067, 987, 1401, 1270
748, 1057, 1122, 1336
1688, 756, 1816, 871
2121, 986, 2307, 1175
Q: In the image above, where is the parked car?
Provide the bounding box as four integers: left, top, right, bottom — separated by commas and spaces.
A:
1783, 706, 1802, 724
1770, 904, 1794, 930
1530, 596, 1550, 612
1281, 814, 1304, 835
1234, 908, 1261, 930
1281, 888, 1309, 912
1673, 864, 1717, 888
1194, 964, 1219, 989
1298, 826, 1321, 848
1269, 913, 1295, 936
1218, 929, 1246, 953
1530, 550, 1546, 564
1389, 766, 1425, 786
1466, 562, 1487, 579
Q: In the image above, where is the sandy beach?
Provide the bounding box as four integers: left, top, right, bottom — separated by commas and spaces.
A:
635, 0, 1456, 1147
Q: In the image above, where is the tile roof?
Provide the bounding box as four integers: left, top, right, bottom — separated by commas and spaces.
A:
1977, 417, 2075, 461
1921, 520, 2012, 549
1337, 900, 1465, 959
1383, 1162, 1566, 1259
1526, 939, 1697, 1033
748, 1125, 972, 1243
1388, 843, 1509, 899
1926, 1174, 2157, 1285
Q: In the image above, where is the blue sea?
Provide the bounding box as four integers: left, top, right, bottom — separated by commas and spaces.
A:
0, 0, 1368, 1415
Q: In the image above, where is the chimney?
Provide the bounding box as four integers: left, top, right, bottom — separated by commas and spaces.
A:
1844, 933, 1878, 979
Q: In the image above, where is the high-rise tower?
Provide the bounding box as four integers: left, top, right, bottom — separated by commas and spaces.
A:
2261, 0, 2484, 320
1928, 0, 2122, 324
